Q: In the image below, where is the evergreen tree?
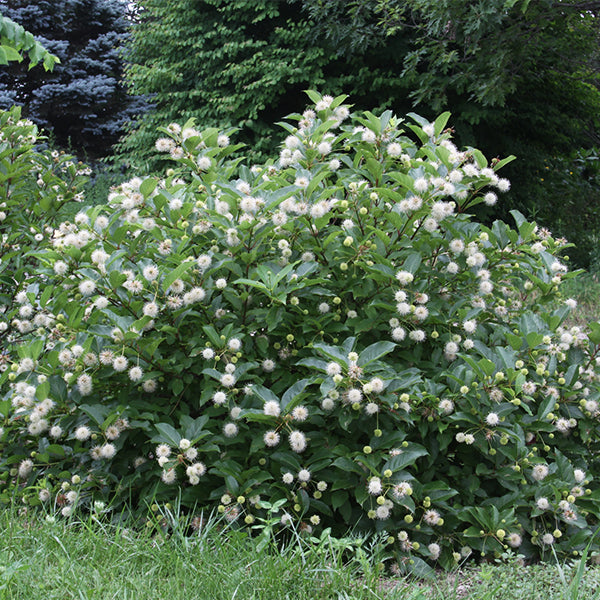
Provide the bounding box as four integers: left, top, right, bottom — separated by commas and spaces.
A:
0, 0, 147, 158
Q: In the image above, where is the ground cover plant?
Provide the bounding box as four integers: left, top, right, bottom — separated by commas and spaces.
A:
1, 92, 600, 575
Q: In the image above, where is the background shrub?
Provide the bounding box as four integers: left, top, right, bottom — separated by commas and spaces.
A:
1, 94, 600, 574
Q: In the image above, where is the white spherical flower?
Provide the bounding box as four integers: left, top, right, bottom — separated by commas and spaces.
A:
156, 444, 171, 458
532, 464, 549, 481
202, 348, 215, 360
223, 422, 239, 437
220, 373, 236, 387
292, 406, 308, 421
128, 366, 143, 382
387, 142, 402, 157
78, 280, 96, 296
485, 412, 500, 427
536, 497, 550, 510
318, 302, 330, 314
439, 399, 454, 414
370, 378, 384, 393
368, 477, 382, 495
445, 341, 459, 355
289, 430, 307, 453
282, 472, 294, 484
75, 426, 91, 441
142, 264, 159, 281
321, 397, 335, 410
347, 388, 362, 403
264, 431, 280, 447
142, 379, 157, 392
18, 459, 33, 479
361, 129, 377, 143
197, 156, 212, 170
112, 356, 128, 372
100, 443, 116, 459
428, 543, 441, 560
54, 260, 68, 275
483, 192, 497, 206
217, 134, 230, 147
262, 359, 276, 372
396, 270, 414, 286
228, 338, 242, 351
143, 302, 159, 318
391, 327, 406, 341
326, 362, 342, 377
161, 468, 177, 484
298, 469, 311, 482
215, 278, 227, 289
574, 469, 586, 483
507, 533, 522, 548
264, 401, 281, 417
49, 425, 63, 438
317, 141, 332, 155
541, 533, 554, 545
409, 329, 426, 342
213, 391, 227, 405
365, 402, 379, 415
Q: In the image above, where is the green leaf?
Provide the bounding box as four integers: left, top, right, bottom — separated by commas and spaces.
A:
154, 423, 181, 446
358, 341, 396, 367
162, 260, 197, 292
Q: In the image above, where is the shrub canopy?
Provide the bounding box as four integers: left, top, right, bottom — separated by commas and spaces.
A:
1, 94, 600, 573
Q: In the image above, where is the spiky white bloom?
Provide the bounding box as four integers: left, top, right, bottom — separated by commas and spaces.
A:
391, 327, 406, 341
128, 366, 143, 382
393, 482, 413, 498
228, 338, 241, 351
368, 477, 382, 495
532, 464, 549, 481
294, 469, 310, 483
428, 543, 441, 560
574, 469, 586, 483
289, 430, 307, 453
264, 431, 280, 447
263, 401, 281, 417
439, 399, 454, 414
100, 443, 116, 459
223, 422, 238, 437
541, 533, 554, 545
77, 374, 93, 396
197, 156, 212, 170
75, 426, 91, 441
396, 270, 414, 285
142, 379, 157, 393
220, 373, 236, 387
409, 329, 426, 342
282, 472, 294, 484
79, 280, 96, 296
213, 391, 227, 405
485, 412, 500, 427
142, 264, 159, 281
112, 356, 128, 372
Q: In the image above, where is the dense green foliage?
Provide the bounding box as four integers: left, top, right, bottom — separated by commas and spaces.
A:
0, 0, 147, 158
118, 0, 413, 170
3, 95, 600, 574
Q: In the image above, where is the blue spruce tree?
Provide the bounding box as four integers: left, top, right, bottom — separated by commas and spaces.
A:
0, 0, 147, 158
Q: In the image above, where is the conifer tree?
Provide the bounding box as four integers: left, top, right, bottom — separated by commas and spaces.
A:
0, 0, 147, 158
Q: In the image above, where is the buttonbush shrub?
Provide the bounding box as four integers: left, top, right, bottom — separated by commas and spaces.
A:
2, 93, 600, 573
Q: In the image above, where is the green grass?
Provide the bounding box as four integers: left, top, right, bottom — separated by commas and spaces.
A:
0, 508, 599, 599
